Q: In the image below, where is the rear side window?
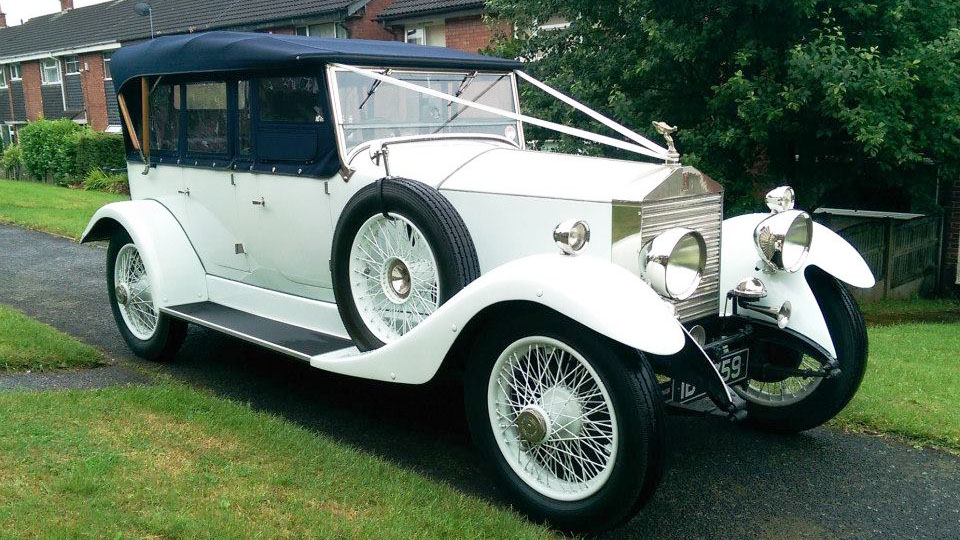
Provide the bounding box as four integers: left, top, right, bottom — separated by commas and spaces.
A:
185, 81, 228, 154
148, 83, 180, 152
237, 80, 252, 156
259, 77, 325, 124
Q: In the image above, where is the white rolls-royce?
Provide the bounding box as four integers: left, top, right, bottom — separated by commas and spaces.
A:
82, 31, 875, 532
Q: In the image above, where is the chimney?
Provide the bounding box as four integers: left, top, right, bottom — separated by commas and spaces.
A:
60, 0, 73, 11
0, 4, 7, 28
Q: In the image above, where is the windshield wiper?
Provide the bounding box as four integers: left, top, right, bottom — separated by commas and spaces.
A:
358, 69, 390, 110
433, 74, 507, 135
453, 71, 478, 99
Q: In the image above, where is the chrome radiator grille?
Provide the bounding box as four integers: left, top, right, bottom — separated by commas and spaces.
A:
638, 192, 723, 321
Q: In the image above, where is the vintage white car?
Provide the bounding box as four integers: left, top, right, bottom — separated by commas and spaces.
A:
82, 32, 875, 532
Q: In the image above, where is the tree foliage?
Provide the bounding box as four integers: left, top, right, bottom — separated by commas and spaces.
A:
488, 0, 960, 213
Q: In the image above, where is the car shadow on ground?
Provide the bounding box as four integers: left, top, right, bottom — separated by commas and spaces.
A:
161, 327, 957, 540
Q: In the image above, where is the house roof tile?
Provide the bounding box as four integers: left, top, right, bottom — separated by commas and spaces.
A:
378, 0, 486, 22
0, 0, 365, 61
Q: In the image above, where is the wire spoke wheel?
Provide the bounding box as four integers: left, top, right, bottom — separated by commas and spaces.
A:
113, 243, 158, 341
737, 355, 824, 407
488, 336, 618, 501
348, 212, 440, 344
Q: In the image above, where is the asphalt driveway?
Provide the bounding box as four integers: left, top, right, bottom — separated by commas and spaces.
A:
0, 223, 957, 540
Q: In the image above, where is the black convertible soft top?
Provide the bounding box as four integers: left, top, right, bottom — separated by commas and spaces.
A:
110, 31, 522, 91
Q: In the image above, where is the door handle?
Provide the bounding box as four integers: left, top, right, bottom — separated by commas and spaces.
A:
177, 188, 190, 196
251, 197, 266, 207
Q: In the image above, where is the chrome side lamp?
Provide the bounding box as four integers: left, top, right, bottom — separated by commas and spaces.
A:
728, 277, 791, 329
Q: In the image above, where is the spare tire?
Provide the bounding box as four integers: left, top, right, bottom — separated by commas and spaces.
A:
331, 177, 480, 351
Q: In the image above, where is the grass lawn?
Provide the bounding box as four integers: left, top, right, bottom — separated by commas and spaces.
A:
0, 305, 104, 372
0, 178, 126, 240
860, 298, 960, 326
832, 323, 960, 451
0, 308, 553, 539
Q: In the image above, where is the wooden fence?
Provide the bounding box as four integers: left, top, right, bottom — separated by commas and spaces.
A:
835, 215, 942, 298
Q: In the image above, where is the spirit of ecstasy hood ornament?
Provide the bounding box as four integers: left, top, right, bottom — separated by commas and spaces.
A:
652, 121, 680, 166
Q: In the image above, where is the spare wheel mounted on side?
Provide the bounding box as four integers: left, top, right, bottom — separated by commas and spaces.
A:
331, 177, 481, 351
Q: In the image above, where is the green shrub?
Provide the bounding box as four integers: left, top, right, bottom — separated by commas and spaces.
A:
81, 168, 129, 195
18, 119, 85, 183
1, 145, 24, 180
73, 130, 126, 176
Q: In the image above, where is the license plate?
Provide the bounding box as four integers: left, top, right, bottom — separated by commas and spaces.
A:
671, 348, 749, 404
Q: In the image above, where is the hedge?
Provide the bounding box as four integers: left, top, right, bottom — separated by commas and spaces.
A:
16, 119, 126, 184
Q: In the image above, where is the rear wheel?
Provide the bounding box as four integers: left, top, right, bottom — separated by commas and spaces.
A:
464, 310, 665, 533
736, 269, 868, 432
107, 230, 186, 361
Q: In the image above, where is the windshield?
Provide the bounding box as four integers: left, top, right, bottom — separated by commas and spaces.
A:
332, 69, 522, 153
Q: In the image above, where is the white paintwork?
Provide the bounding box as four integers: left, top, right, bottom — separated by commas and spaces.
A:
439, 148, 673, 202
182, 167, 250, 274
205, 275, 348, 339
311, 253, 685, 384
81, 200, 208, 308
720, 214, 876, 358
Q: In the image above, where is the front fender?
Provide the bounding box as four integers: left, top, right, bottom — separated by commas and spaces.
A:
311, 253, 685, 384
720, 213, 875, 358
81, 200, 207, 308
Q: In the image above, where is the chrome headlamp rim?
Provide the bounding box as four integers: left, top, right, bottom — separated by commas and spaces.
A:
553, 219, 591, 255
765, 186, 796, 213
640, 227, 707, 301
753, 209, 813, 272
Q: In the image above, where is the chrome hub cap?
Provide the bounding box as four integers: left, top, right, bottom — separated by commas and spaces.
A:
383, 257, 412, 301
114, 243, 158, 341
349, 213, 440, 343
515, 406, 550, 445
488, 336, 618, 501
115, 284, 130, 306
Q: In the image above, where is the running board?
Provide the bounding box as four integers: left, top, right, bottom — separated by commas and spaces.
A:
162, 302, 354, 361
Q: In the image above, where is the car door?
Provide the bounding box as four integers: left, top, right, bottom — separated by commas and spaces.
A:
180, 81, 250, 277
232, 75, 338, 302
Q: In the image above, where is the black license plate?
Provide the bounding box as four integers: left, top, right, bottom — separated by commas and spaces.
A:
671, 348, 749, 404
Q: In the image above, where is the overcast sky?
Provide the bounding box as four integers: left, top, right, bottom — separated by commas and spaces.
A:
2, 0, 111, 27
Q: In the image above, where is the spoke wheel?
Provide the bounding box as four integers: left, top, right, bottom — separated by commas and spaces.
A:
488, 336, 618, 501
114, 243, 158, 340
348, 212, 440, 344
737, 355, 824, 407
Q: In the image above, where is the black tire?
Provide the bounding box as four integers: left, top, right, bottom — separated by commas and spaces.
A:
742, 268, 868, 433
331, 177, 480, 351
464, 307, 666, 533
107, 229, 187, 361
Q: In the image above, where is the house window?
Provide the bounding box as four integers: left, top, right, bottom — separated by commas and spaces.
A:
9, 63, 21, 80
64, 56, 80, 74
40, 58, 61, 85
185, 81, 228, 154
295, 23, 345, 38
0, 67, 6, 89
405, 22, 445, 47
148, 83, 181, 153
102, 53, 112, 80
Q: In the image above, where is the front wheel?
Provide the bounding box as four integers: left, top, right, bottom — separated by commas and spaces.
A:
107, 230, 186, 361
464, 309, 665, 533
736, 268, 868, 433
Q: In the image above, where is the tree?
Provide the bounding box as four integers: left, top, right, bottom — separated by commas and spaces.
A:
488, 0, 960, 213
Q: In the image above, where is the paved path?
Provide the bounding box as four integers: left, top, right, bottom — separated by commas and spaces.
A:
1, 223, 958, 540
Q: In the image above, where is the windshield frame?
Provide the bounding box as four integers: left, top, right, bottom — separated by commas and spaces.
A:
325, 65, 525, 161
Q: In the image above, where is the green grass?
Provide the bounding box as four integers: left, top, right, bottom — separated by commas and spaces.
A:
0, 382, 556, 539
860, 298, 960, 326
0, 178, 126, 240
833, 323, 960, 451
0, 305, 104, 372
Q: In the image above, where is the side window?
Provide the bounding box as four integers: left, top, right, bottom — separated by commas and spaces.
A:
237, 80, 252, 157
259, 77, 325, 124
185, 81, 228, 154
149, 84, 180, 153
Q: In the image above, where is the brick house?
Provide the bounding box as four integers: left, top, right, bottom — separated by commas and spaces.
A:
377, 0, 506, 52
0, 0, 397, 145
